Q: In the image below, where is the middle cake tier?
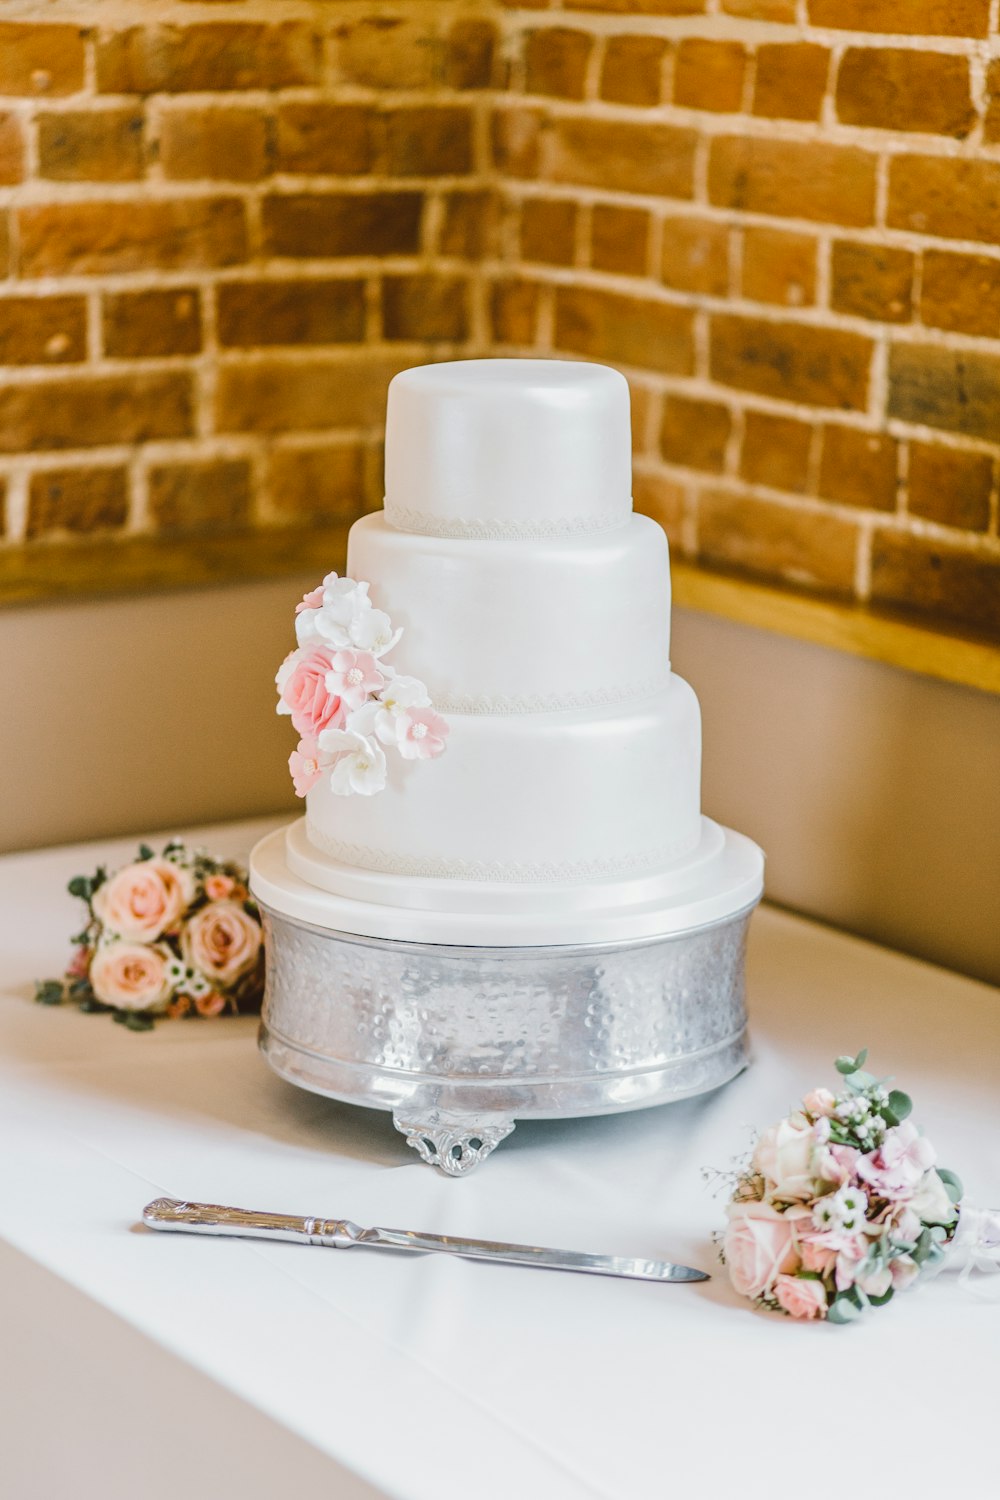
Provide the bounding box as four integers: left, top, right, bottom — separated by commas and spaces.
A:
347, 511, 671, 713
301, 677, 702, 886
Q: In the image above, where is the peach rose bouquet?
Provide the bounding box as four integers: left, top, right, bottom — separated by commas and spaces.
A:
719, 1051, 966, 1323
35, 840, 264, 1031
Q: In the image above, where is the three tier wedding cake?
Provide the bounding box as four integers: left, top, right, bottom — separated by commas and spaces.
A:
253, 358, 763, 946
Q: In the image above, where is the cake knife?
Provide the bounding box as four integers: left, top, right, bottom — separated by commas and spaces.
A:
142, 1198, 709, 1283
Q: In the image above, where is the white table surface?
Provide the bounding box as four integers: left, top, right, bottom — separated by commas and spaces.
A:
2, 818, 999, 1500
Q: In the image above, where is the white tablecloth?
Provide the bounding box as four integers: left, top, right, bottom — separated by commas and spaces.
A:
2, 819, 998, 1499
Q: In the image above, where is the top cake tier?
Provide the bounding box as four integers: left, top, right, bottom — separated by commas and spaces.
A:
384, 358, 633, 539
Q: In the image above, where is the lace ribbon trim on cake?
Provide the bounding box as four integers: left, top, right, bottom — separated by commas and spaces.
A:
434, 676, 667, 716
383, 506, 630, 542
305, 823, 698, 883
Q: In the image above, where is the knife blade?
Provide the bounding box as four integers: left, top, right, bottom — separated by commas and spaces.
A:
142, 1198, 709, 1283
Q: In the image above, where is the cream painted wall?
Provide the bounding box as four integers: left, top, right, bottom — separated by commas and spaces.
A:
2, 580, 997, 983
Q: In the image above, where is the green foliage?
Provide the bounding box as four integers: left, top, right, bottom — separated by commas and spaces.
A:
827, 1294, 863, 1325
67, 875, 92, 900
137, 844, 155, 861
937, 1167, 964, 1204
113, 1010, 155, 1032
887, 1089, 912, 1121
34, 979, 65, 1006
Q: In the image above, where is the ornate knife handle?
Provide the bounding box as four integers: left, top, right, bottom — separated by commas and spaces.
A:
142, 1197, 367, 1248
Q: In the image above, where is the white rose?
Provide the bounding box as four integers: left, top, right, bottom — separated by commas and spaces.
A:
910, 1169, 956, 1226
753, 1117, 817, 1201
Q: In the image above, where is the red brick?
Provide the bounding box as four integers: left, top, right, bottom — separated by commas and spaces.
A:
0, 297, 86, 364
740, 411, 812, 493
830, 242, 914, 324
711, 316, 872, 410
383, 107, 472, 176
0, 24, 86, 96
439, 191, 498, 257
383, 275, 469, 342
216, 356, 405, 434
26, 467, 128, 539
545, 118, 696, 199
921, 252, 1000, 338
673, 40, 746, 113
710, 138, 876, 228
908, 443, 992, 532
555, 286, 694, 374
808, 0, 989, 38
819, 426, 898, 511
18, 198, 246, 277
591, 203, 649, 276
336, 17, 441, 90
660, 395, 730, 472
0, 113, 25, 184
984, 61, 1000, 143
0, 373, 192, 453
571, 0, 704, 13
0, 212, 9, 278
270, 444, 367, 524
600, 36, 667, 107
836, 49, 973, 138
870, 533, 1000, 637
447, 20, 496, 90
661, 217, 729, 296
261, 193, 423, 259
160, 106, 268, 182
492, 108, 544, 178
698, 488, 858, 594
723, 0, 795, 17
753, 45, 829, 122
632, 470, 686, 546
37, 108, 144, 182
275, 104, 375, 176
491, 279, 539, 344
217, 280, 365, 348
888, 156, 1000, 245
148, 459, 251, 533
96, 23, 319, 93
103, 288, 201, 358
888, 344, 1000, 443
521, 198, 577, 265
741, 227, 816, 308
524, 29, 592, 101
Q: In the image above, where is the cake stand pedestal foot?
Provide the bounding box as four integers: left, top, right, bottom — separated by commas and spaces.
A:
393, 1110, 516, 1176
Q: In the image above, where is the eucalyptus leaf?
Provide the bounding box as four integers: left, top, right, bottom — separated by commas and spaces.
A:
34, 980, 65, 1006
868, 1287, 894, 1307
887, 1090, 912, 1121
854, 1048, 868, 1068
827, 1295, 863, 1324
138, 844, 155, 861
67, 876, 91, 900
835, 1055, 858, 1075
937, 1167, 964, 1202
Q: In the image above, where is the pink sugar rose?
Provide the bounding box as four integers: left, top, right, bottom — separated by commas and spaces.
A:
277, 647, 346, 738
182, 900, 262, 987
325, 649, 384, 711
203, 874, 236, 901
295, 586, 324, 614
288, 737, 325, 797
90, 942, 173, 1011
394, 706, 450, 761
774, 1275, 828, 1320
93, 858, 193, 942
724, 1201, 800, 1300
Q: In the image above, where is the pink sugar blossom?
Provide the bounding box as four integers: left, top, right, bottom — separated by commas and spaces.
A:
277, 646, 346, 739
774, 1275, 828, 1320
325, 649, 384, 711
394, 706, 450, 761
295, 586, 324, 614
288, 737, 325, 797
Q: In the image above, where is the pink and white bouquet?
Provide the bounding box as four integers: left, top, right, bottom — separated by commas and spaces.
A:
721, 1051, 963, 1322
36, 840, 264, 1031
277, 573, 449, 800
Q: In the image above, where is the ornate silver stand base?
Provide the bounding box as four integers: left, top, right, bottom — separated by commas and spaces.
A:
257, 901, 756, 1175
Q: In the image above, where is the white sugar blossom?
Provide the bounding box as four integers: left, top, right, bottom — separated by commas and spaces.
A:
373, 674, 432, 743
319, 728, 387, 797
348, 606, 403, 658
310, 576, 372, 649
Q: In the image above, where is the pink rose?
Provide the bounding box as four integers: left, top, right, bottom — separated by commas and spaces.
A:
195, 990, 227, 1017
288, 737, 325, 797
752, 1116, 817, 1201
774, 1275, 828, 1320
295, 586, 324, 614
803, 1087, 836, 1117
277, 647, 346, 738
890, 1255, 920, 1291
813, 1143, 860, 1187
724, 1201, 800, 1299
93, 859, 192, 942
324, 649, 384, 711
798, 1236, 837, 1277
182, 900, 262, 986
203, 874, 236, 901
66, 945, 92, 980
167, 995, 191, 1018
394, 706, 450, 761
90, 942, 173, 1011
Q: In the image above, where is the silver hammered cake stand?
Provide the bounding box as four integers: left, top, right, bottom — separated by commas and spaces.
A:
250, 822, 763, 1175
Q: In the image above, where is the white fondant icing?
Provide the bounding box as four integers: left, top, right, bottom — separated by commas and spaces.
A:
384, 359, 632, 537
346, 512, 671, 711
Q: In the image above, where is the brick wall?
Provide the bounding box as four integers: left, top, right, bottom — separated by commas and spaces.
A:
1, 1, 999, 641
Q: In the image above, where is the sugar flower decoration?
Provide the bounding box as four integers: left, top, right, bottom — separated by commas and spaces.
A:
277, 572, 449, 798
715, 1050, 988, 1323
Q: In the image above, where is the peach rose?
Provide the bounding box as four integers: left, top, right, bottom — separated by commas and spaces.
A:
753, 1117, 817, 1201
203, 874, 236, 901
724, 1201, 800, 1299
93, 859, 193, 942
195, 991, 227, 1017
803, 1087, 836, 1117
90, 942, 173, 1011
774, 1275, 828, 1320
182, 900, 261, 987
